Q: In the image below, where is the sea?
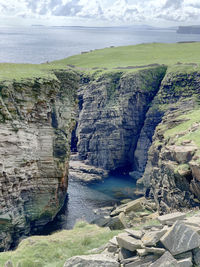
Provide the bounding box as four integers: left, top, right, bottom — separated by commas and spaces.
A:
1, 25, 200, 64
2, 25, 200, 231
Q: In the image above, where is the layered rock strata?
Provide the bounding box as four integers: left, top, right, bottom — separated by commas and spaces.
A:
0, 71, 78, 250
143, 71, 200, 212
76, 66, 166, 172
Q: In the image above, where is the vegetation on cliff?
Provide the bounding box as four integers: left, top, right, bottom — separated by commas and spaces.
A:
1, 42, 200, 82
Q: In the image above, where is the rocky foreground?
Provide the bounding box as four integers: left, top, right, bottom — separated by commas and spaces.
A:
63, 211, 200, 267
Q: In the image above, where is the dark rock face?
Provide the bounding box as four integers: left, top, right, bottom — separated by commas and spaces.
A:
76, 67, 166, 172
0, 71, 78, 250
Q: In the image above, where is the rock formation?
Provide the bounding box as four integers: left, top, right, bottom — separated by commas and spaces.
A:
0, 71, 78, 250
64, 211, 200, 267
1, 61, 200, 252
75, 66, 166, 172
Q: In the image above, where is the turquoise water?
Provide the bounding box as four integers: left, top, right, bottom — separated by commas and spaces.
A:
40, 175, 138, 234
88, 175, 137, 200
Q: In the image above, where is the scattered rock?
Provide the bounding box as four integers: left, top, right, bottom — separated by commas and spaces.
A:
118, 247, 136, 261
116, 233, 142, 251
160, 221, 200, 255
63, 254, 119, 267
141, 227, 168, 246
107, 212, 128, 230
144, 247, 166, 255
157, 212, 186, 225
125, 229, 143, 239
124, 255, 159, 267
110, 197, 145, 217
149, 251, 179, 267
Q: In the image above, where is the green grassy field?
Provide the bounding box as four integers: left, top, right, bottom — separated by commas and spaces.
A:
0, 221, 121, 267
1, 42, 200, 81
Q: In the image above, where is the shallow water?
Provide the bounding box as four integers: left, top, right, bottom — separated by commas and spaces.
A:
40, 174, 137, 234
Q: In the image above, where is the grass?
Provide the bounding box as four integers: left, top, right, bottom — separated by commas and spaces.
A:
164, 108, 200, 147
54, 42, 200, 70
1, 43, 200, 81
0, 221, 121, 267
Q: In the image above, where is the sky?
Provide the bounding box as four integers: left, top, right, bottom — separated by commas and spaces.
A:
0, 0, 200, 27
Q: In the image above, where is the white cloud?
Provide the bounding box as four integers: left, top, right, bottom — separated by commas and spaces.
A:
1, 0, 200, 26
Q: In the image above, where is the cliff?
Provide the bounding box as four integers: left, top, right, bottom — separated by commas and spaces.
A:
143, 70, 200, 213
1, 43, 200, 251
0, 70, 78, 250
76, 66, 166, 172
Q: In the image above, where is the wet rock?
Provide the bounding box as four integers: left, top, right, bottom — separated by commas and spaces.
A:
160, 221, 200, 255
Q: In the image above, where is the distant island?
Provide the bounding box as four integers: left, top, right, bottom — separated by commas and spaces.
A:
177, 25, 200, 34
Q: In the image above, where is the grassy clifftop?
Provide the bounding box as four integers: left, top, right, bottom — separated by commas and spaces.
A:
0, 222, 120, 267
1, 42, 200, 82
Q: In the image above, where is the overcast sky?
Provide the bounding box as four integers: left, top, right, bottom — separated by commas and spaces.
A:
0, 0, 200, 27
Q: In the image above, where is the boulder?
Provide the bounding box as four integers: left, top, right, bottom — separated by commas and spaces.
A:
107, 212, 128, 230
144, 247, 166, 255
157, 212, 186, 225
110, 197, 145, 217
125, 229, 143, 239
63, 254, 119, 267
160, 221, 200, 255
118, 247, 136, 261
124, 255, 159, 267
109, 236, 118, 246
141, 227, 168, 246
136, 249, 148, 257
116, 233, 142, 251
149, 251, 179, 267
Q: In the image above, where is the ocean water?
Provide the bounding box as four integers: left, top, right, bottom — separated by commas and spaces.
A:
1, 26, 200, 63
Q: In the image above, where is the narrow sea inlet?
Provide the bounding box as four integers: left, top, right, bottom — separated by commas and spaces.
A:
40, 174, 138, 234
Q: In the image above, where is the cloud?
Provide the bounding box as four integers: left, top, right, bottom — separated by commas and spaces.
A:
1, 0, 200, 26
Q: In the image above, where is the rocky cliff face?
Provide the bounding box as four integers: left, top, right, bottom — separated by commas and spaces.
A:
1, 62, 200, 251
75, 66, 166, 173
0, 71, 78, 250
143, 70, 200, 213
